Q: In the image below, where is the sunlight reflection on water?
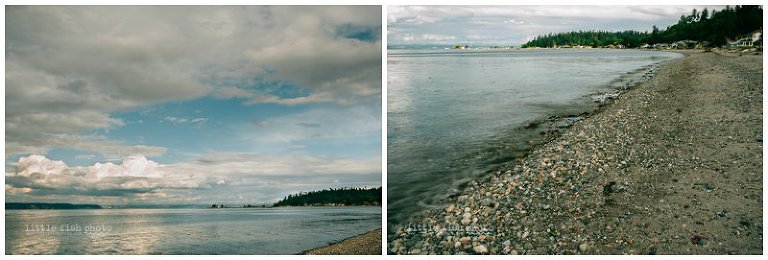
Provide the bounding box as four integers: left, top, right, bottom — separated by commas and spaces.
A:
6, 207, 380, 254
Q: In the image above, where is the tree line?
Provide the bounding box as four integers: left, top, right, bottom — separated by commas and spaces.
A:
273, 187, 382, 207
522, 5, 762, 48
6, 202, 102, 210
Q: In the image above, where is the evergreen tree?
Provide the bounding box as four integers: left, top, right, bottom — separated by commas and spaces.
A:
272, 187, 382, 207
521, 6, 762, 48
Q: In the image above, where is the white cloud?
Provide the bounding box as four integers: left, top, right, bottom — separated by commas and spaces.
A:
16, 155, 69, 176
6, 134, 167, 160
189, 118, 208, 124
5, 6, 381, 159
239, 105, 381, 145
6, 184, 32, 195
388, 5, 724, 45
398, 34, 458, 42
389, 6, 716, 24
504, 19, 525, 25
6, 152, 380, 204
164, 116, 189, 123
163, 116, 208, 125
75, 154, 97, 160
212, 87, 257, 99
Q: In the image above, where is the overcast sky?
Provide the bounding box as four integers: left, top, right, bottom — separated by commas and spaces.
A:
5, 6, 382, 205
388, 5, 726, 46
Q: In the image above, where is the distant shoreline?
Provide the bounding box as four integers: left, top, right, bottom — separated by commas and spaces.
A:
5, 203, 382, 210
5, 202, 102, 210
302, 228, 382, 255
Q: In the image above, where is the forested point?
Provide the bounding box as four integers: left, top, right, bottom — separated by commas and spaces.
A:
522, 5, 762, 48
273, 187, 382, 207
6, 202, 103, 210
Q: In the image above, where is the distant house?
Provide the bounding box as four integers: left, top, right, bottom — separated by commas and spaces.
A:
653, 43, 671, 49
728, 38, 751, 47
728, 30, 762, 47
694, 41, 711, 49
672, 40, 697, 49
750, 30, 762, 43
750, 30, 762, 47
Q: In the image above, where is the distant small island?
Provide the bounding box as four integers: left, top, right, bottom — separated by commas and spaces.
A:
273, 187, 382, 207
6, 202, 102, 210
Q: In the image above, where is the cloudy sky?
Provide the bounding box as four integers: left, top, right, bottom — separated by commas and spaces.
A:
5, 6, 382, 205
388, 5, 725, 46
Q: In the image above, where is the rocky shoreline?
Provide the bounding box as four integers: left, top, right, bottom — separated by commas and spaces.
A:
303, 229, 382, 255
388, 50, 763, 255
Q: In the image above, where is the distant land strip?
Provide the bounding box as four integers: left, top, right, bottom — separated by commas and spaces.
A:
6, 202, 102, 210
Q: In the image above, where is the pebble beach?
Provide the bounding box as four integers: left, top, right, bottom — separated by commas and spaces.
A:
388, 50, 763, 255
303, 229, 382, 255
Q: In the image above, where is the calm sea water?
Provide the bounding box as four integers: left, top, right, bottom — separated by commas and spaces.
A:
5, 206, 381, 254
387, 48, 682, 228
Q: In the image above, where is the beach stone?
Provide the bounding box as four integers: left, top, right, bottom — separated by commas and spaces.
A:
445, 204, 455, 213
459, 236, 471, 246
579, 243, 589, 252
524, 242, 534, 250
473, 245, 488, 254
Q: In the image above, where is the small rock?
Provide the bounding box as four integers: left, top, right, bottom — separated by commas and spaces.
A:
691, 235, 709, 246
473, 245, 488, 254
524, 242, 534, 250
460, 236, 471, 246
579, 243, 589, 252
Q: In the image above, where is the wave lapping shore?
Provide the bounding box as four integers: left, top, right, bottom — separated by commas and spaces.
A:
389, 51, 762, 255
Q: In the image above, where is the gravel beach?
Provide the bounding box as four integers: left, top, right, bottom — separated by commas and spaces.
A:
388, 50, 763, 255
303, 229, 382, 255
